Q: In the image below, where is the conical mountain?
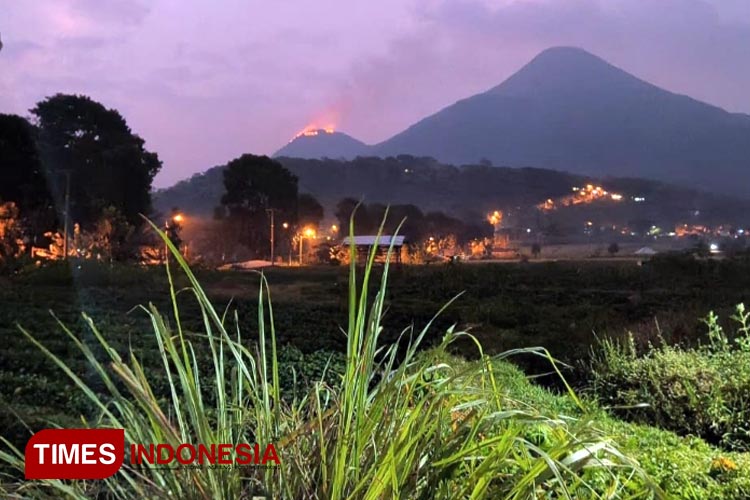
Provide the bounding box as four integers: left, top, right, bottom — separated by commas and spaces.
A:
372, 47, 750, 196
274, 129, 368, 160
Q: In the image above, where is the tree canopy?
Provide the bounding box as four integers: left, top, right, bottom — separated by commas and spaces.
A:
297, 193, 324, 229
218, 154, 298, 257
0, 114, 50, 211
31, 94, 161, 228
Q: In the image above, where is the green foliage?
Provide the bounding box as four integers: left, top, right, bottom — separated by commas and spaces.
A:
218, 154, 298, 256
496, 361, 750, 499
590, 304, 750, 451
0, 114, 53, 221
297, 193, 324, 228
334, 199, 491, 244
0, 221, 659, 499
31, 94, 161, 228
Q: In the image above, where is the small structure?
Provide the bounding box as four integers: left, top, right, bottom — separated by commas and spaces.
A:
634, 246, 658, 256
341, 235, 406, 264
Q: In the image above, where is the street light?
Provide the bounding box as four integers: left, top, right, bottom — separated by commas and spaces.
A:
300, 226, 316, 265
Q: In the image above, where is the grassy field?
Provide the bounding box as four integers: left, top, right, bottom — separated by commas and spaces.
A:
3, 256, 750, 422
2, 256, 750, 497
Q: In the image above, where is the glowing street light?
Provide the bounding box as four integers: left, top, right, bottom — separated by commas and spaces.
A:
282, 222, 289, 229
172, 213, 184, 223
299, 226, 316, 265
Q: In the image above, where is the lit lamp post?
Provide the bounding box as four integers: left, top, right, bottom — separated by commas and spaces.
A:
282, 222, 291, 265
300, 226, 316, 265
165, 213, 185, 259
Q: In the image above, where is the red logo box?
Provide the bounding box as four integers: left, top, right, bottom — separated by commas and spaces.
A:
25, 428, 125, 480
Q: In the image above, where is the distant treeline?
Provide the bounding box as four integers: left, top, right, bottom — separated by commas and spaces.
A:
155, 155, 750, 229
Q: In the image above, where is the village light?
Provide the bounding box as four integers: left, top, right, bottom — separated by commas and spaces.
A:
172, 213, 184, 223
331, 224, 338, 233
282, 222, 289, 229
303, 227, 316, 238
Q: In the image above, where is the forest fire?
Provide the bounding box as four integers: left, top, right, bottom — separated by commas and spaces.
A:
537, 184, 624, 211
288, 125, 336, 142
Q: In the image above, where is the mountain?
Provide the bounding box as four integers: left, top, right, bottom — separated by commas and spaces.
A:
361, 46, 749, 197
274, 129, 368, 159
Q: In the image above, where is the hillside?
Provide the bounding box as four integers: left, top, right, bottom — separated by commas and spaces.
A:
153, 155, 750, 231
274, 129, 368, 159
270, 47, 750, 197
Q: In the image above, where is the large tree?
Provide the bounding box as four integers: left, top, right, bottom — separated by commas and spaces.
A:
218, 154, 298, 257
31, 94, 161, 228
0, 114, 56, 242
297, 193, 324, 229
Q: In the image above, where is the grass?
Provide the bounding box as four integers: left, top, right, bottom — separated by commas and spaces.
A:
0, 222, 662, 498
590, 304, 750, 452
494, 361, 750, 499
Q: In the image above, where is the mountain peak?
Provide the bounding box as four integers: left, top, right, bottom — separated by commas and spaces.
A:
489, 46, 649, 97
274, 129, 368, 159
533, 46, 603, 62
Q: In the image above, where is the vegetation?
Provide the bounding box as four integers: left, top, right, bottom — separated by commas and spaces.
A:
31, 94, 161, 228
334, 198, 491, 245
2, 236, 750, 496
1, 225, 664, 499
155, 155, 750, 233
590, 304, 750, 452
497, 362, 750, 499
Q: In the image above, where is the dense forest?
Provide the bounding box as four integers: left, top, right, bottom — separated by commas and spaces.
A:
155, 155, 750, 229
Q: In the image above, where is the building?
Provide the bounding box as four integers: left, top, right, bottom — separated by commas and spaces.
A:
341, 235, 406, 264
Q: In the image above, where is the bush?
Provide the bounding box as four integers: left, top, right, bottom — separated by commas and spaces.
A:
496, 360, 750, 499
590, 304, 750, 451
0, 224, 659, 499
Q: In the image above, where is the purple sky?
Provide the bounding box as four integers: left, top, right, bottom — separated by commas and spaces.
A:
2, 0, 750, 187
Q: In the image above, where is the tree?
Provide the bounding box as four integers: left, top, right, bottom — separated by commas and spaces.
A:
219, 154, 298, 257
31, 94, 161, 229
297, 193, 324, 229
0, 114, 56, 243
92, 206, 135, 262
335, 198, 372, 235
608, 242, 620, 256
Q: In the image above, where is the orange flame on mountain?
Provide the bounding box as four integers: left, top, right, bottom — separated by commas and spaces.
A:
289, 125, 336, 142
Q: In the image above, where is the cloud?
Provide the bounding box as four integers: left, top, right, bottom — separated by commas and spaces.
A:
332, 0, 750, 144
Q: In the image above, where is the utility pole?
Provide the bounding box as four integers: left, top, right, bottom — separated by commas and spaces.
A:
266, 208, 275, 265
299, 232, 303, 266
62, 170, 71, 260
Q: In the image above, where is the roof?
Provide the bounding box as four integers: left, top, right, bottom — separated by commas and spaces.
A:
634, 246, 658, 255
341, 235, 406, 246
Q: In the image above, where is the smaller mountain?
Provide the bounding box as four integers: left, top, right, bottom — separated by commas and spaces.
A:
274, 129, 368, 159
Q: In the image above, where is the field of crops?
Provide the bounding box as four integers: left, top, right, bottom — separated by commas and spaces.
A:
3, 256, 750, 451
3, 255, 750, 497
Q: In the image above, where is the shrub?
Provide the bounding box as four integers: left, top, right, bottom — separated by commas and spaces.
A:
590, 304, 750, 451
0, 221, 659, 499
